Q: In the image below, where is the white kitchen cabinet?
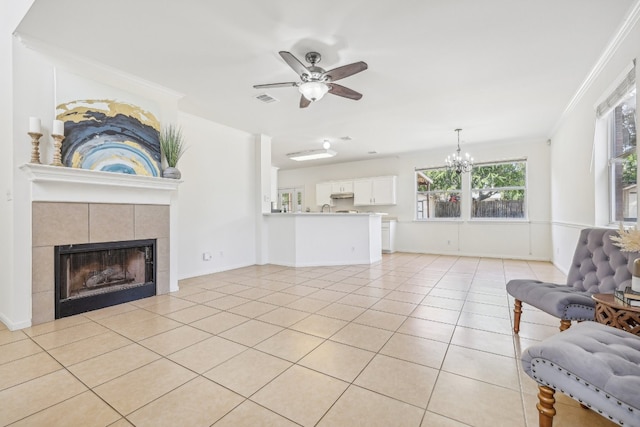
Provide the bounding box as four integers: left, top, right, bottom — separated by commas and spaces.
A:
381, 220, 396, 253
331, 180, 353, 194
353, 176, 397, 206
316, 182, 334, 206
353, 179, 372, 206
371, 176, 396, 205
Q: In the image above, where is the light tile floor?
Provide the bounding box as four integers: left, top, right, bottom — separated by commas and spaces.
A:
0, 254, 619, 426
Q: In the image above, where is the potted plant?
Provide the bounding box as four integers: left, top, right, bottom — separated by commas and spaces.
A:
159, 124, 186, 179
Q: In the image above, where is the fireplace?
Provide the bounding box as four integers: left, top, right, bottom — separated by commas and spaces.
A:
19, 164, 177, 328
55, 239, 157, 318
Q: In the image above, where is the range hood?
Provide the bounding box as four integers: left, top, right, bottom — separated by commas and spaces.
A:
330, 192, 354, 199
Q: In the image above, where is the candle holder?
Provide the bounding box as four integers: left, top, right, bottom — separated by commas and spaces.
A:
51, 134, 65, 167
27, 132, 43, 164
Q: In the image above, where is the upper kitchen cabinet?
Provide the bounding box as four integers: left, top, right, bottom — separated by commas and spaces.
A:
353, 176, 397, 206
316, 182, 334, 206
331, 180, 353, 194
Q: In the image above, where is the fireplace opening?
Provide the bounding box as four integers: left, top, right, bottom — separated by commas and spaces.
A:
55, 239, 156, 318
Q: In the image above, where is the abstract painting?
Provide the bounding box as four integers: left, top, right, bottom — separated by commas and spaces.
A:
55, 70, 162, 176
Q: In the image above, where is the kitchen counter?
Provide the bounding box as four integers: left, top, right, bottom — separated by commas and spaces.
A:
264, 212, 383, 267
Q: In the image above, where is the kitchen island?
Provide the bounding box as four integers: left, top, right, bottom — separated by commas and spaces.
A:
264, 212, 383, 267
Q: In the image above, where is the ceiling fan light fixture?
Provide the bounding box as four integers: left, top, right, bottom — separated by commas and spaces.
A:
299, 81, 329, 101
287, 148, 337, 161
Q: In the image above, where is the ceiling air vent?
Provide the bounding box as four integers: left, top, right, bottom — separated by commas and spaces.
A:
255, 93, 278, 103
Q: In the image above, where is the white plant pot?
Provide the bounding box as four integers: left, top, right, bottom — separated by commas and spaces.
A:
633, 258, 640, 292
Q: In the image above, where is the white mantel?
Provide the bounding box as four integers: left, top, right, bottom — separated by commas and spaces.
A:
20, 163, 180, 204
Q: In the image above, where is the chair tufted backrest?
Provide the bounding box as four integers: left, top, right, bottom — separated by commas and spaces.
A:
566, 228, 640, 294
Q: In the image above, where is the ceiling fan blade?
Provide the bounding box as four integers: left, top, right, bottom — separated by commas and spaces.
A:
300, 95, 311, 109
253, 82, 298, 89
328, 83, 363, 100
279, 51, 309, 78
324, 61, 368, 82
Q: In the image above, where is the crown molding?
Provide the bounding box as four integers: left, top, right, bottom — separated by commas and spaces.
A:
549, 0, 640, 136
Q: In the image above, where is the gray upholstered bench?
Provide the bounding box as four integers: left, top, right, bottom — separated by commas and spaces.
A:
521, 321, 640, 427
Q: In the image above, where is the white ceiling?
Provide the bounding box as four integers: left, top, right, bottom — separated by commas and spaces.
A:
15, 0, 636, 169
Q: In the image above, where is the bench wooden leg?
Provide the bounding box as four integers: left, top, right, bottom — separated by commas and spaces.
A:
513, 299, 523, 334
537, 385, 556, 427
559, 319, 571, 332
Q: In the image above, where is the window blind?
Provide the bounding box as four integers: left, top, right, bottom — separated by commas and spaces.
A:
596, 60, 636, 118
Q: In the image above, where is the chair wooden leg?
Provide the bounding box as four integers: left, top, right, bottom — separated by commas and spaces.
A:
537, 385, 556, 427
513, 299, 523, 334
559, 319, 571, 331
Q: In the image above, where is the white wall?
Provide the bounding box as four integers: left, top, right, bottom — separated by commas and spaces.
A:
176, 112, 257, 278
9, 35, 54, 329
550, 6, 640, 273
279, 138, 551, 260
0, 1, 34, 329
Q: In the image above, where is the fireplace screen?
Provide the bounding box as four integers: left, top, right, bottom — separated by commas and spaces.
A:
55, 239, 156, 318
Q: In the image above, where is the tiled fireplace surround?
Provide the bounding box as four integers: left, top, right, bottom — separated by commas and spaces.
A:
21, 164, 179, 326
31, 202, 170, 324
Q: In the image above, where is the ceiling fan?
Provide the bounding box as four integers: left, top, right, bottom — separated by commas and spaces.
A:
253, 51, 368, 108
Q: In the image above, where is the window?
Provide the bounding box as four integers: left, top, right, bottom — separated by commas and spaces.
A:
597, 64, 636, 224
471, 161, 527, 219
608, 88, 637, 222
278, 187, 304, 213
415, 168, 461, 219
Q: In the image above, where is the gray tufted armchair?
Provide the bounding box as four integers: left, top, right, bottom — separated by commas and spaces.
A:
507, 228, 639, 333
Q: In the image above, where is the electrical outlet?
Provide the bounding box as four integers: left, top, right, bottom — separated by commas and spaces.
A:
219, 251, 224, 257
202, 252, 212, 261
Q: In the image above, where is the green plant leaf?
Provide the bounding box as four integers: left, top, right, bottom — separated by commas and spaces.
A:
159, 124, 186, 167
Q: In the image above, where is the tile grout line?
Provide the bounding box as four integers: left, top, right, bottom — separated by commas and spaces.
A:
1, 254, 581, 427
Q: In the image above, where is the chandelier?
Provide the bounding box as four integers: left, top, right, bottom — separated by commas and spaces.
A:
445, 128, 474, 174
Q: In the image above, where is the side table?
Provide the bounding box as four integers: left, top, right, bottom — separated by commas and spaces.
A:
592, 293, 640, 336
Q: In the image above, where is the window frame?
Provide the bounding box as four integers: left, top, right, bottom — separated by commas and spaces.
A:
278, 186, 304, 213
606, 87, 637, 224
469, 160, 528, 221
415, 168, 462, 221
